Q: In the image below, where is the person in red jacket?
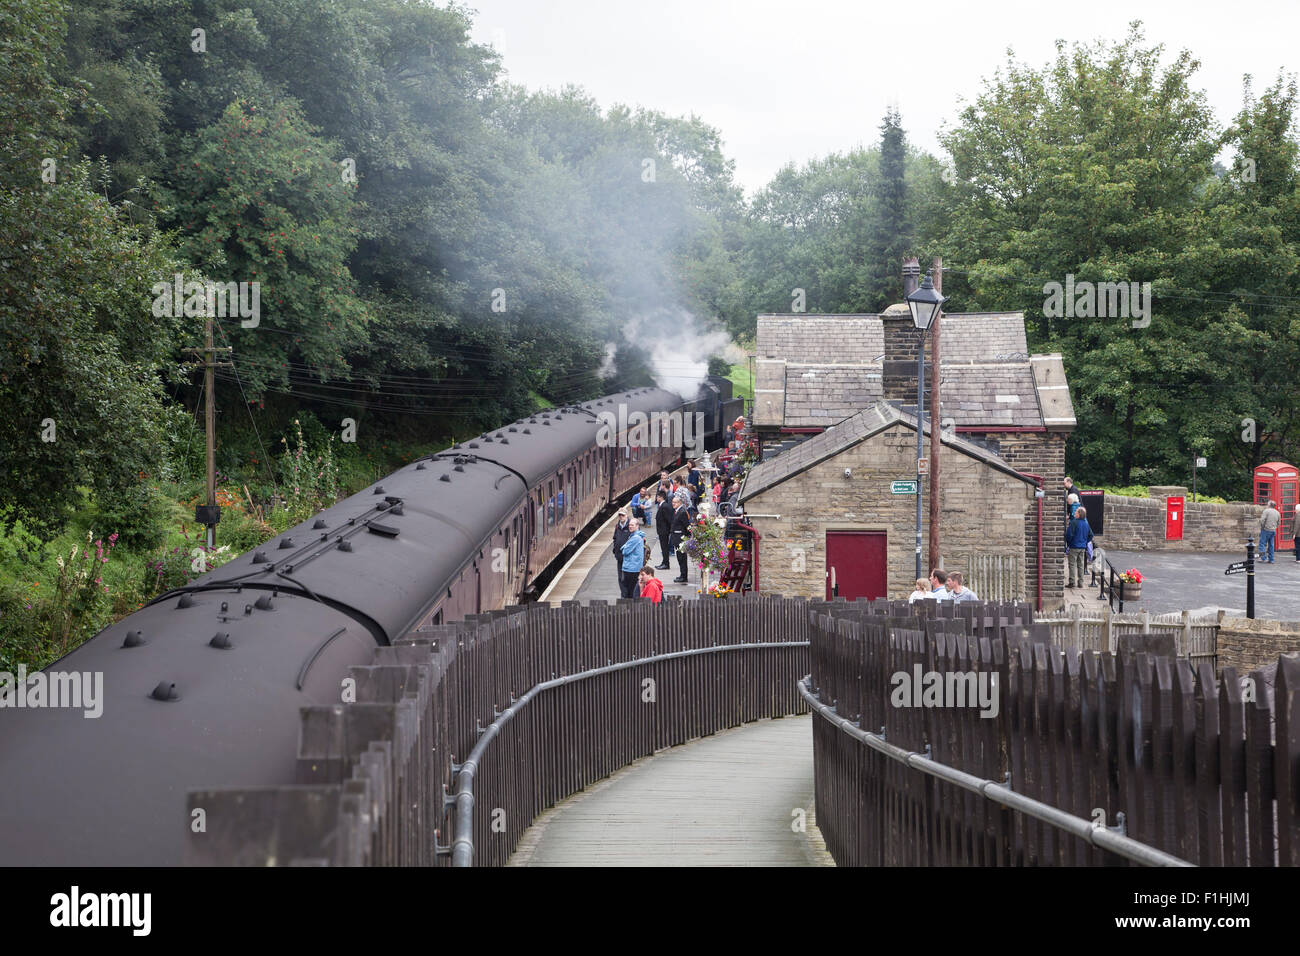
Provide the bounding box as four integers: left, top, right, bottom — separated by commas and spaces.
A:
638, 566, 664, 604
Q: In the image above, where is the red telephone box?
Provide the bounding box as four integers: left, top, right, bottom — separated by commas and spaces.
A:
1254, 462, 1298, 552
1165, 496, 1184, 541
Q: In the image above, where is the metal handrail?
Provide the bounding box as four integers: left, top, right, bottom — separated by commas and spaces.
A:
450, 638, 810, 866
797, 677, 1193, 868
1091, 555, 1129, 611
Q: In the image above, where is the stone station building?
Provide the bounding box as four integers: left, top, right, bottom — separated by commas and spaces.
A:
739, 402, 1039, 603
744, 264, 1076, 607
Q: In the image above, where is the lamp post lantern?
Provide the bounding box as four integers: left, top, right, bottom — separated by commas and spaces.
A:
905, 272, 946, 580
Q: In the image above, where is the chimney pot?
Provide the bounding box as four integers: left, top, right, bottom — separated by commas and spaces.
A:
902, 257, 921, 297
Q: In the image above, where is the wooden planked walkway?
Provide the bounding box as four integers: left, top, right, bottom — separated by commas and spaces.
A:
509, 715, 832, 866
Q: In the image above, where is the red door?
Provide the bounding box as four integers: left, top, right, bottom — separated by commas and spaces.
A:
825, 531, 887, 601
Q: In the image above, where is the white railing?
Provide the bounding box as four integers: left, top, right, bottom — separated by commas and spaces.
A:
1036, 605, 1218, 661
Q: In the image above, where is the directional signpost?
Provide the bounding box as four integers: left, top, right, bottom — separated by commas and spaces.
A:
1227, 541, 1256, 619
891, 480, 918, 495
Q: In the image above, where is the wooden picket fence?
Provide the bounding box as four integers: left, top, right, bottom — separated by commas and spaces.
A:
957, 552, 1024, 602
806, 598, 1300, 866
185, 596, 810, 866
1037, 605, 1218, 665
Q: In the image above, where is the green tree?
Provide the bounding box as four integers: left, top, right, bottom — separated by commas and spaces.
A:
938, 23, 1225, 485
0, 0, 182, 532
156, 97, 369, 397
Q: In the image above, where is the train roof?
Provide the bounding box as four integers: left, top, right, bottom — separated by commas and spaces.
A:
0, 386, 690, 864
448, 388, 684, 487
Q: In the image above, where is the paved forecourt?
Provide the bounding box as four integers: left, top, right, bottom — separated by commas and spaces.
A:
509, 715, 831, 866
1075, 547, 1299, 621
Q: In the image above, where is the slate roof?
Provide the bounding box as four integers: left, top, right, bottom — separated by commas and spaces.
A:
756, 315, 884, 363
739, 401, 1037, 502
753, 311, 1075, 432
783, 367, 883, 426
936, 313, 1027, 362
940, 363, 1041, 427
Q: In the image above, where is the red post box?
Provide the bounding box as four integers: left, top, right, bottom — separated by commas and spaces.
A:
1166, 495, 1184, 541
1254, 462, 1298, 552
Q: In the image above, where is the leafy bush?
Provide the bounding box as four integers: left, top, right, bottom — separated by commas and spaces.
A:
216, 500, 275, 554
92, 483, 170, 551
0, 530, 123, 672
278, 418, 341, 525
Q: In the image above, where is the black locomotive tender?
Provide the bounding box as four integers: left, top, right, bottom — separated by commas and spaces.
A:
0, 381, 744, 865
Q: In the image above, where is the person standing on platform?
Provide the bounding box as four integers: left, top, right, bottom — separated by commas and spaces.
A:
620, 518, 647, 598
612, 509, 630, 583
908, 578, 934, 604
654, 491, 673, 570
1292, 505, 1300, 562
670, 493, 691, 583
687, 460, 703, 502
638, 567, 664, 604
930, 569, 951, 602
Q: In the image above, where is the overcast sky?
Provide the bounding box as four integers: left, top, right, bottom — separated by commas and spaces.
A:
465, 0, 1298, 194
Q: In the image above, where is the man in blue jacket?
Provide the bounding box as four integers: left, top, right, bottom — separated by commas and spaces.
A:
1065, 506, 1094, 589
620, 518, 648, 598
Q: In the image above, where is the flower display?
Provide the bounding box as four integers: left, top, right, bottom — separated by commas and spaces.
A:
679, 515, 729, 574
1119, 568, 1143, 584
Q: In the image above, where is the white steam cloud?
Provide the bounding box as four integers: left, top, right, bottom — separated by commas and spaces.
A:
597, 342, 618, 378
624, 307, 744, 397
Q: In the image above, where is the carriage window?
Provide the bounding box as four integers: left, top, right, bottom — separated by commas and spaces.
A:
555, 474, 566, 521
547, 480, 556, 530
536, 493, 544, 535
503, 528, 511, 577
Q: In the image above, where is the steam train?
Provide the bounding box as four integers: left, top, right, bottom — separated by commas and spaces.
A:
0, 380, 744, 865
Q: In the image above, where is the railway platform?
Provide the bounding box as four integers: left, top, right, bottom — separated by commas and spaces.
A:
542, 501, 703, 604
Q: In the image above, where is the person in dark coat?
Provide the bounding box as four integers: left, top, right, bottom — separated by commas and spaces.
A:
687, 460, 703, 500
1063, 476, 1081, 520
654, 491, 673, 569
669, 494, 692, 583
612, 510, 630, 582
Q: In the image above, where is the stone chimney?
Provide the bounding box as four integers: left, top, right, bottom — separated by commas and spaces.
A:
881, 257, 933, 405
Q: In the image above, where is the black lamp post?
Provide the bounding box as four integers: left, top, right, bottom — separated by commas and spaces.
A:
905, 272, 945, 580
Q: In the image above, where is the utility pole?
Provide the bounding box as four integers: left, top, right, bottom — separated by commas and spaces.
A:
928, 258, 943, 572
184, 305, 233, 549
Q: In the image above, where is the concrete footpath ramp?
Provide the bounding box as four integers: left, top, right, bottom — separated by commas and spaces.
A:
509, 715, 832, 867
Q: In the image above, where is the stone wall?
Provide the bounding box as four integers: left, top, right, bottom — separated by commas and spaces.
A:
973, 431, 1069, 609
1216, 615, 1300, 674
745, 426, 1033, 602
1094, 488, 1263, 553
